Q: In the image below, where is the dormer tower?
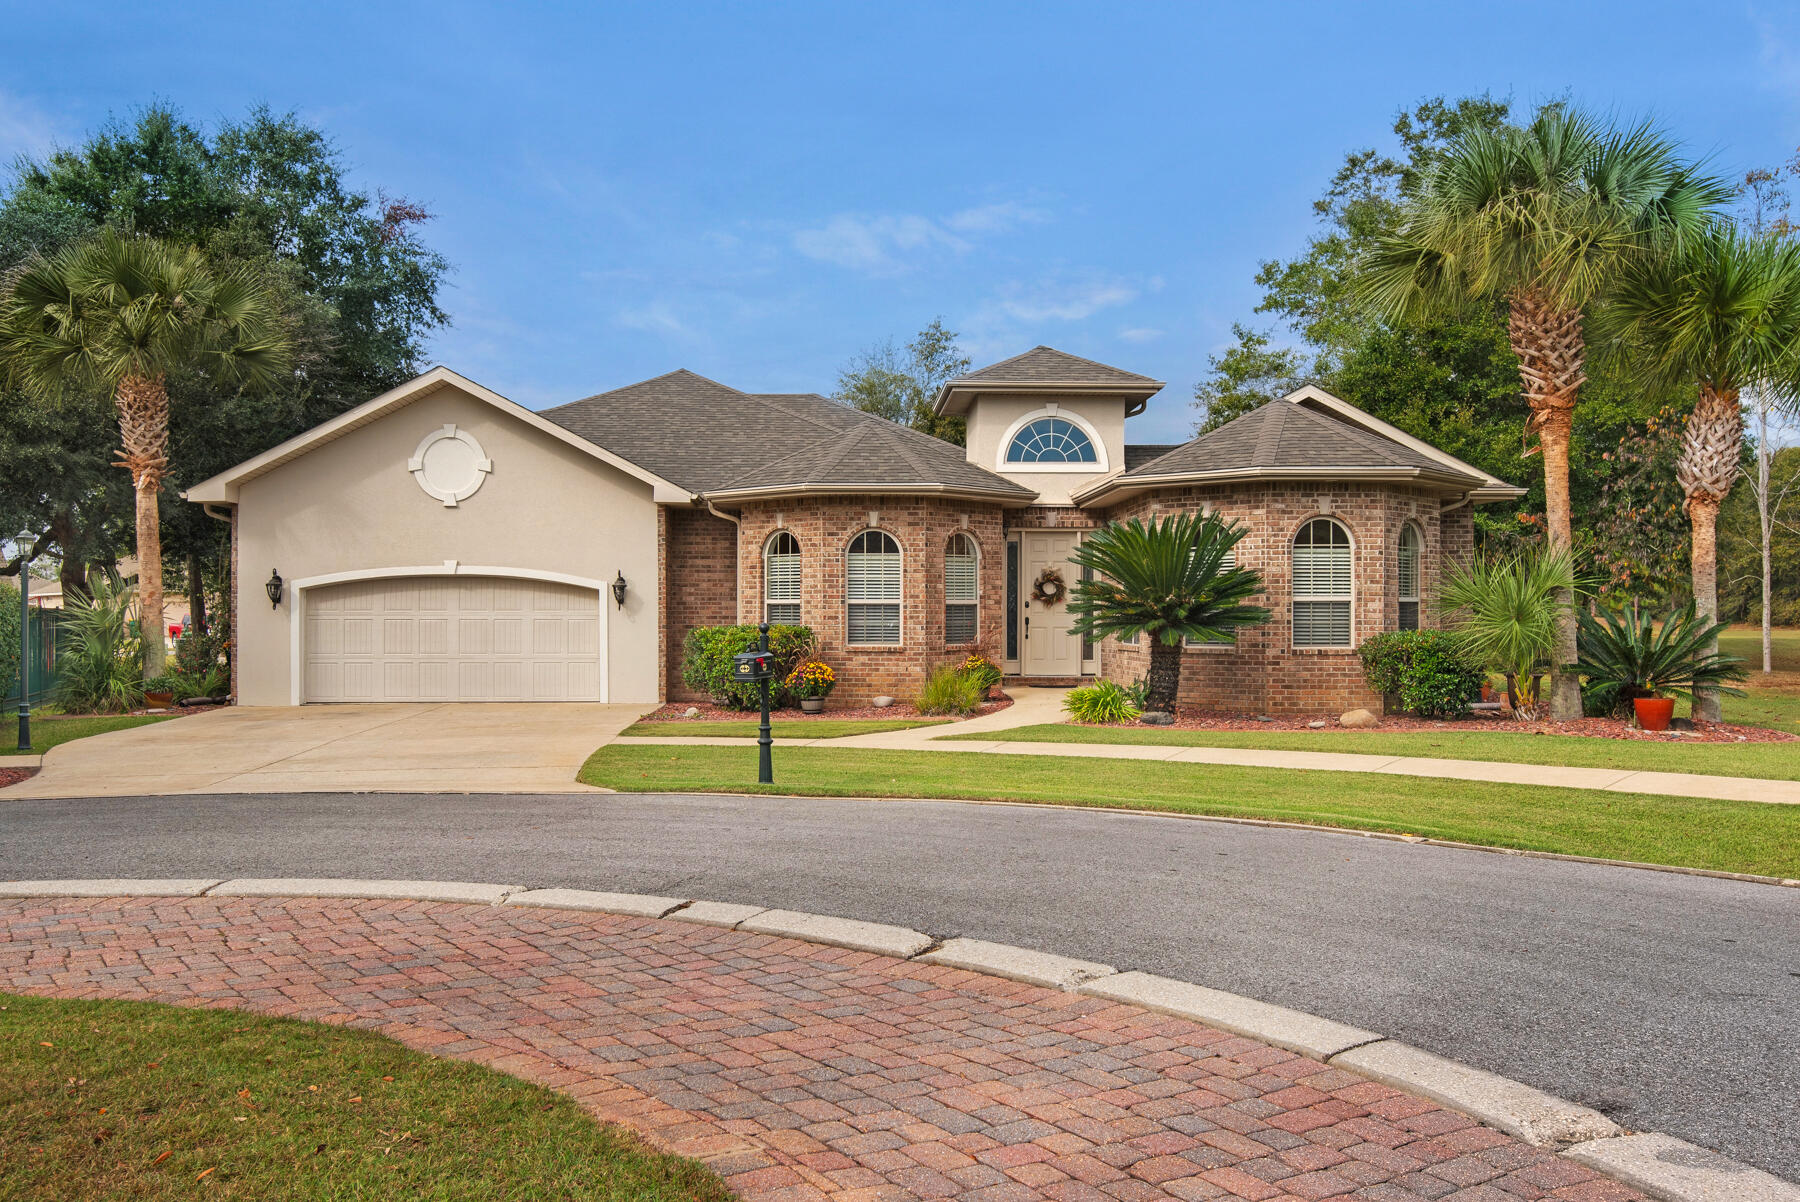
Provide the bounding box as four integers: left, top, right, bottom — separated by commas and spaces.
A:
934, 346, 1164, 505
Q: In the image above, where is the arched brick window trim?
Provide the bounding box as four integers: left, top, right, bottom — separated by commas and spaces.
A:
846, 529, 903, 646
1397, 521, 1423, 632
764, 530, 801, 625
944, 532, 979, 645
1291, 516, 1354, 648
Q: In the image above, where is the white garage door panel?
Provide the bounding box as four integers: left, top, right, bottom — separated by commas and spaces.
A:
303, 576, 602, 702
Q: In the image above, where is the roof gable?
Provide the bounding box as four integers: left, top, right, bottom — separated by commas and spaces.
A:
935, 345, 1164, 416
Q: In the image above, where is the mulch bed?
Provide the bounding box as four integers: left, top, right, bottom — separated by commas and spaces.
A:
0, 766, 36, 789
1150, 709, 1792, 742
638, 696, 1013, 723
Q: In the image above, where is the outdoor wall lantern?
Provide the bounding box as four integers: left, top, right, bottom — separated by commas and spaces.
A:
265, 569, 284, 609
611, 571, 628, 609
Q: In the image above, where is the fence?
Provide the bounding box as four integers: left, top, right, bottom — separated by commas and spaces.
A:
2, 608, 63, 711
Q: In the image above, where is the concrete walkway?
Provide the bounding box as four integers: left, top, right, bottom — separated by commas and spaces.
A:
0, 893, 1657, 1202
8, 702, 652, 798
615, 686, 1800, 806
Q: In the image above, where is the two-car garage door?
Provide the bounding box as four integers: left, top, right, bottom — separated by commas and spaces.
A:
302, 576, 602, 702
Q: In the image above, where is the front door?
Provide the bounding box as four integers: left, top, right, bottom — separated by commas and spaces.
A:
1019, 530, 1083, 676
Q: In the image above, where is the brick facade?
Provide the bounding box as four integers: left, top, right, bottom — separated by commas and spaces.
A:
658, 482, 1476, 714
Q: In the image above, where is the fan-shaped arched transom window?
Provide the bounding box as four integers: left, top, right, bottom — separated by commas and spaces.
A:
1397, 523, 1422, 631
764, 531, 801, 625
1006, 417, 1098, 464
1292, 517, 1353, 647
846, 530, 902, 645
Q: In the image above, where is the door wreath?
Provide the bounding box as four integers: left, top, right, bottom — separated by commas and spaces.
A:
1032, 567, 1067, 606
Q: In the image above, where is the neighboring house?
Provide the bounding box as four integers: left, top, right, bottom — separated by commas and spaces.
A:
184, 346, 1521, 712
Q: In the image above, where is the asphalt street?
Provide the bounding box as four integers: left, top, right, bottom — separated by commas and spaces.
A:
1, 790, 1795, 1179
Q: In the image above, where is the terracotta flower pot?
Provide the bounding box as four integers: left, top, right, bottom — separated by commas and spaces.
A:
144, 690, 174, 708
1633, 697, 1675, 732
799, 697, 825, 714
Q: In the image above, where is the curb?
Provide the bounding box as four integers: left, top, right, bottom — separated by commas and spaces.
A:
2, 876, 1792, 1200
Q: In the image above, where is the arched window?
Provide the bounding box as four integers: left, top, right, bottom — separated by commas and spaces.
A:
945, 533, 979, 644
846, 530, 902, 645
764, 531, 801, 625
1397, 523, 1422, 631
1005, 417, 1097, 464
1292, 517, 1352, 647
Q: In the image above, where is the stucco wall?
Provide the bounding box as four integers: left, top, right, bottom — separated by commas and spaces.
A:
964, 394, 1127, 505
229, 383, 663, 705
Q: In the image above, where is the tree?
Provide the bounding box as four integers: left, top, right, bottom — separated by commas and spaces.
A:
1358, 107, 1728, 719
1437, 548, 1578, 721
0, 231, 291, 677
1603, 225, 1800, 717
1191, 324, 1304, 432
835, 318, 970, 442
1068, 513, 1271, 713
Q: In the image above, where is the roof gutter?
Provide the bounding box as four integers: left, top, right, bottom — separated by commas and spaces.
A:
1073, 465, 1486, 507
700, 481, 1037, 505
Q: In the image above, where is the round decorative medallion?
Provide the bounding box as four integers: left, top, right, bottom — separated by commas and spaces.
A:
408, 424, 492, 507
1032, 567, 1067, 606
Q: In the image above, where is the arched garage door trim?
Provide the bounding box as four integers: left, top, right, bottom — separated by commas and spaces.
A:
288, 563, 610, 704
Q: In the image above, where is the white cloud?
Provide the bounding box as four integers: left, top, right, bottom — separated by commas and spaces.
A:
994, 272, 1139, 322
615, 301, 694, 339
1118, 327, 1165, 344
1754, 12, 1800, 98
0, 89, 64, 166
792, 200, 1050, 274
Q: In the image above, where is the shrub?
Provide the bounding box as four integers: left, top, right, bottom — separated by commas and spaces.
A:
680, 624, 816, 709
1577, 602, 1746, 717
172, 626, 231, 699
1063, 680, 1141, 724
957, 652, 1001, 693
52, 573, 144, 714
916, 664, 982, 716
1358, 630, 1484, 719
0, 580, 19, 706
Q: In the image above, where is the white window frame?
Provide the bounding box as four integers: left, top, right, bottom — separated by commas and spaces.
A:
994, 406, 1110, 473
1291, 517, 1354, 649
764, 530, 802, 626
846, 530, 903, 647
1397, 522, 1422, 632
944, 532, 979, 646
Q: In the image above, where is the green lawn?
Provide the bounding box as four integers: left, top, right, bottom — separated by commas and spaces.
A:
623, 717, 947, 739
583, 744, 1800, 879
0, 993, 728, 1201
947, 723, 1800, 781
0, 712, 171, 756
1717, 626, 1800, 733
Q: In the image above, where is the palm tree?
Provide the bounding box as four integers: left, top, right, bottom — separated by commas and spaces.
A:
0, 230, 289, 678
1358, 107, 1728, 719
1437, 548, 1578, 721
1602, 224, 1800, 719
1068, 512, 1271, 714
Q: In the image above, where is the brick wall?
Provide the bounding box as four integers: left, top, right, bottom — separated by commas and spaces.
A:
663, 507, 739, 702
1095, 482, 1470, 715
732, 497, 1008, 704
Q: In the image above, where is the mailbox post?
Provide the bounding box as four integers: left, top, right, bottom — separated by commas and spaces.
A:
731, 624, 776, 784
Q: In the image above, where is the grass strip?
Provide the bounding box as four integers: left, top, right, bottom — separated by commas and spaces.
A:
622, 717, 947, 739
0, 713, 171, 756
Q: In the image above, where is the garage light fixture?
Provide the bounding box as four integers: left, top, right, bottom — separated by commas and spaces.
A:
266, 569, 284, 609
611, 571, 628, 609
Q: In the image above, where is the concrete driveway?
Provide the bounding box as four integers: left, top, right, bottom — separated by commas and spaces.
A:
5, 703, 650, 798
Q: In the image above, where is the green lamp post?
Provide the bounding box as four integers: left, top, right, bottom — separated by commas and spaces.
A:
15, 534, 32, 752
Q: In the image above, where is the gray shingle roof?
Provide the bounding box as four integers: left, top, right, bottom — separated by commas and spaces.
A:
540, 370, 1032, 499
1124, 444, 1183, 471
952, 345, 1160, 387
1124, 401, 1485, 482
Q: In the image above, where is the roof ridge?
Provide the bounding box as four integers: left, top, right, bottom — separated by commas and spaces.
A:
1280, 401, 1416, 464
739, 390, 847, 437
1254, 403, 1287, 464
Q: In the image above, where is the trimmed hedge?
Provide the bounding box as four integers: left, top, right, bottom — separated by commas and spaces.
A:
1359, 629, 1484, 719
681, 624, 816, 709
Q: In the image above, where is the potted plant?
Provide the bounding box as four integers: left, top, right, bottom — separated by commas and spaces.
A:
143, 674, 178, 708
957, 652, 1002, 699
786, 659, 835, 714
1577, 602, 1747, 730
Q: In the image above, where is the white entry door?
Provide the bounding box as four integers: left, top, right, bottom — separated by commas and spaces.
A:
1020, 531, 1083, 676
303, 576, 602, 702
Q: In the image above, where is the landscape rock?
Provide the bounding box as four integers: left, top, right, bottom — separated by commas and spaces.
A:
1669, 717, 1696, 731
682, 706, 699, 719
1308, 719, 1327, 729
872, 695, 895, 708
1140, 711, 1176, 725
1340, 708, 1378, 728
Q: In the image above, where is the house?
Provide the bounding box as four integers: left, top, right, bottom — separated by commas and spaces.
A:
184, 347, 1522, 713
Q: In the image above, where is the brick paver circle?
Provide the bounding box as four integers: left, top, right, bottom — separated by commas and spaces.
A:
0, 897, 1643, 1201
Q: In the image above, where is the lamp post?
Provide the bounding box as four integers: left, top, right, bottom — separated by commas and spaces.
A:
757, 622, 773, 784
15, 535, 32, 752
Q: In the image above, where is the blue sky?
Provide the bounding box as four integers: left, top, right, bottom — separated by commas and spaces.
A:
7, 1, 1800, 442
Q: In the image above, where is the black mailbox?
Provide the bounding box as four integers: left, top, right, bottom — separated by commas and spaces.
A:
733, 649, 776, 682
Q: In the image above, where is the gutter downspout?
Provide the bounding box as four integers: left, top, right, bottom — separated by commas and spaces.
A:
1439, 492, 1473, 515
697, 495, 742, 619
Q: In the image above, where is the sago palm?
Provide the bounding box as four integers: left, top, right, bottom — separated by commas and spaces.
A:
1068, 512, 1270, 714
1436, 547, 1577, 720
1358, 107, 1727, 720
1601, 224, 1800, 718
1576, 602, 1745, 720
0, 230, 289, 677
